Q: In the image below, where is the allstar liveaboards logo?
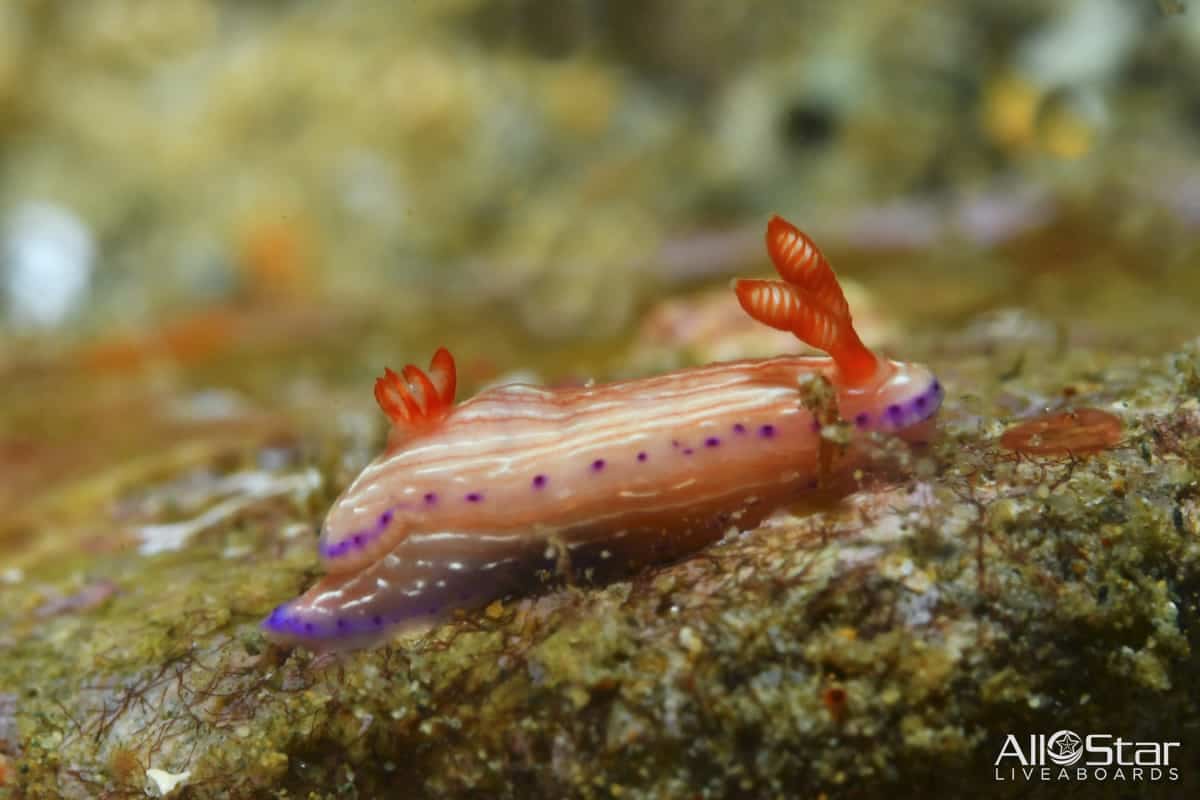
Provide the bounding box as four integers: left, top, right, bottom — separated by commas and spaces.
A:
994, 730, 1180, 783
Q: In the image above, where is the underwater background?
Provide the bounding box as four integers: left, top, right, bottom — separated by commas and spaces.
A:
2, 1, 1199, 797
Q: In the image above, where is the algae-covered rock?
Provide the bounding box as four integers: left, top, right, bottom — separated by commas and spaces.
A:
4, 332, 1200, 798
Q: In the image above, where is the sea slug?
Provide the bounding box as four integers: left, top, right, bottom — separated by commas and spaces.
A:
264, 216, 943, 650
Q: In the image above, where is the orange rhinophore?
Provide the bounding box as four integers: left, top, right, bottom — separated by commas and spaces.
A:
263, 216, 942, 651
427, 346, 457, 407
735, 216, 878, 385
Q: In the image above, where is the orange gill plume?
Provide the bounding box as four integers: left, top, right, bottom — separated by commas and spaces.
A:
735, 216, 878, 386
427, 346, 456, 406
373, 347, 458, 430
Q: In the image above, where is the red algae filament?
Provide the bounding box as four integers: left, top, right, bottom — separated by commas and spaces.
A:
999, 408, 1122, 456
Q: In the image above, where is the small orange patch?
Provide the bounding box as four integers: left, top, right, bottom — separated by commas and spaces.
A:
108, 746, 141, 785
238, 217, 311, 299
822, 685, 848, 722
80, 308, 238, 372
1000, 408, 1122, 456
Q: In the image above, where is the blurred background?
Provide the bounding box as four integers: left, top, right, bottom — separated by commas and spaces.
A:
3, 0, 1199, 342
2, 0, 1200, 557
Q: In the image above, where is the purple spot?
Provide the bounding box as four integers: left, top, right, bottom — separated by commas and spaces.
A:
304, 623, 315, 634
532, 474, 548, 489
932, 379, 941, 393
427, 606, 438, 614
915, 396, 928, 410
424, 492, 438, 504
671, 439, 680, 448
887, 404, 904, 423
759, 424, 776, 438
372, 615, 384, 626
352, 534, 365, 547
337, 618, 349, 631
592, 459, 606, 471
637, 451, 648, 462
682, 448, 695, 456
810, 419, 821, 433
705, 437, 720, 448
380, 510, 394, 525
733, 423, 747, 434
466, 492, 483, 503
855, 412, 870, 428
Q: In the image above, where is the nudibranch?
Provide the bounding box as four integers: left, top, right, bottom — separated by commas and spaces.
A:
263, 216, 942, 650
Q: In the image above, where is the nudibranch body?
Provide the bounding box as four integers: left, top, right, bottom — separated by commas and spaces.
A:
264, 216, 942, 650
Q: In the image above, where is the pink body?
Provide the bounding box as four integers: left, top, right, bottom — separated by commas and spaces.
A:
263, 356, 941, 650
262, 215, 943, 650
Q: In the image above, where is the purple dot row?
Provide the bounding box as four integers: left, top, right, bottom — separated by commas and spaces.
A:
318, 383, 942, 561
853, 379, 943, 431
320, 421, 782, 559
264, 603, 446, 639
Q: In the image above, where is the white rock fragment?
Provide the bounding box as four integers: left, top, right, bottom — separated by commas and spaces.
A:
2, 201, 94, 328
678, 626, 704, 656
898, 586, 940, 628
221, 544, 251, 560
1018, 0, 1138, 86
136, 468, 322, 555
146, 768, 191, 796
